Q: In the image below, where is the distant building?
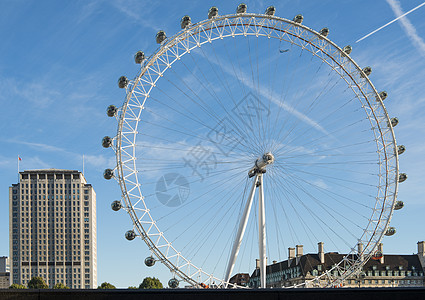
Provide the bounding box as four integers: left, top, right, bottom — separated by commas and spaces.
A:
229, 273, 250, 287
9, 170, 97, 289
249, 241, 425, 288
0, 256, 10, 288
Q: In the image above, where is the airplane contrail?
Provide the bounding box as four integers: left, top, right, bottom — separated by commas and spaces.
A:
356, 1, 425, 43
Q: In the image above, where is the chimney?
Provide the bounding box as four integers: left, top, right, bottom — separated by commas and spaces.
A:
417, 241, 425, 269
296, 245, 303, 265
273, 260, 277, 265
318, 242, 325, 264
296, 245, 303, 257
358, 242, 364, 261
288, 247, 295, 259
378, 243, 384, 264
255, 259, 260, 269
418, 241, 425, 256
288, 247, 295, 267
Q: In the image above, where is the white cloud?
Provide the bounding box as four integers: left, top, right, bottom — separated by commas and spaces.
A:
195, 50, 330, 135
109, 0, 160, 31
18, 156, 51, 170
312, 178, 329, 190
0, 77, 61, 108
10, 140, 67, 152
386, 0, 425, 56
84, 154, 116, 168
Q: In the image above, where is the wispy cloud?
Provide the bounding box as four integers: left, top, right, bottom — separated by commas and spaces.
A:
7, 140, 73, 154
386, 0, 425, 56
195, 51, 330, 135
0, 77, 61, 108
77, 0, 104, 24
109, 0, 160, 31
20, 156, 51, 170
84, 154, 116, 168
313, 178, 328, 190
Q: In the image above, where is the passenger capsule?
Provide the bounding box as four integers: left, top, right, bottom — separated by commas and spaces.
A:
156, 30, 166, 44
397, 145, 406, 155
390, 117, 399, 127
118, 76, 129, 89
319, 27, 329, 37
180, 15, 191, 29
376, 91, 388, 101
361, 66, 372, 78
144, 256, 156, 267
111, 200, 122, 211
394, 200, 404, 210
398, 173, 407, 183
343, 45, 352, 55
265, 6, 276, 16
208, 6, 219, 19
103, 169, 114, 180
106, 105, 118, 117
293, 14, 303, 24
125, 230, 137, 241
134, 51, 145, 64
236, 3, 247, 14
385, 227, 396, 236
102, 136, 113, 148
168, 278, 179, 288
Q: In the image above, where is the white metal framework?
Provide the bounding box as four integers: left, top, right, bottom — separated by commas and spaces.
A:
106, 9, 401, 288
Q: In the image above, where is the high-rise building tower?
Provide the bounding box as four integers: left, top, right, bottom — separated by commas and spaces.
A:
9, 169, 97, 289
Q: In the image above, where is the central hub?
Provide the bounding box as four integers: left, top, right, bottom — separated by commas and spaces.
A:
248, 152, 275, 177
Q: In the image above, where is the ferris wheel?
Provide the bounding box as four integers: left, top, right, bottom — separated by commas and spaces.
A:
102, 4, 407, 288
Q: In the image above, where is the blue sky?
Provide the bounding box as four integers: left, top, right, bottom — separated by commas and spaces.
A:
1, 0, 425, 288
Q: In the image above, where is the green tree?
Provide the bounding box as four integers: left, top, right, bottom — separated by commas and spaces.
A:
9, 283, 27, 289
27, 276, 48, 289
98, 282, 116, 289
139, 277, 163, 289
53, 282, 70, 289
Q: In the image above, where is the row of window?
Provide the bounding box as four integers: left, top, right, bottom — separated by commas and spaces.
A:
19, 256, 86, 261
20, 239, 82, 246
20, 195, 83, 200
19, 183, 81, 189
21, 228, 84, 234
20, 218, 81, 225
14, 202, 86, 210
20, 212, 84, 217
20, 249, 89, 255
21, 244, 85, 250
20, 189, 81, 195
347, 279, 423, 285
19, 223, 81, 230
18, 234, 85, 241
20, 265, 90, 274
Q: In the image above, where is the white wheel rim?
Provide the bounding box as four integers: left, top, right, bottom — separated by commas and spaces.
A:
111, 13, 399, 288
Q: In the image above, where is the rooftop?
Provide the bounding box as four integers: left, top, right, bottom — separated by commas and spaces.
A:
20, 169, 81, 173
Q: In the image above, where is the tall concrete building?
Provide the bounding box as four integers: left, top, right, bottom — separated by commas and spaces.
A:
9, 169, 97, 289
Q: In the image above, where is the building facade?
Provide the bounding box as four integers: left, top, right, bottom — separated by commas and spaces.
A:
0, 256, 10, 288
249, 241, 425, 288
229, 273, 250, 287
9, 170, 97, 288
